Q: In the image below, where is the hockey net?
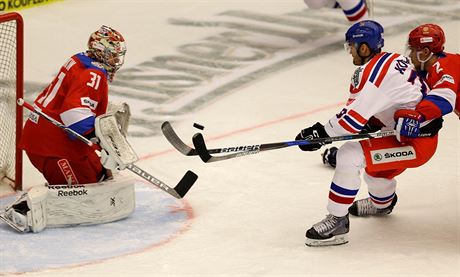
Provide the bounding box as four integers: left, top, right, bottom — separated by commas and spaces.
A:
0, 12, 23, 191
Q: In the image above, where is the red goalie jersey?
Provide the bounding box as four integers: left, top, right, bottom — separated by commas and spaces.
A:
21, 53, 109, 161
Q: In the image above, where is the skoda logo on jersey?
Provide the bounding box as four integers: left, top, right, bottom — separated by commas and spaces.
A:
370, 146, 416, 164
373, 153, 383, 162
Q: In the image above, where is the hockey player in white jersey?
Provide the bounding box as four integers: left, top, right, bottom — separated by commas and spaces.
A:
303, 0, 370, 22
295, 20, 441, 246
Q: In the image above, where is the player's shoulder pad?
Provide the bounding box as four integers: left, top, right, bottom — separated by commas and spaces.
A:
73, 52, 108, 78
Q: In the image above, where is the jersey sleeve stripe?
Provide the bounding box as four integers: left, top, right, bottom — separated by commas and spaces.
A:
68, 116, 96, 136
338, 119, 360, 133
343, 0, 367, 21
427, 87, 457, 108
350, 52, 385, 94
369, 53, 392, 84
60, 107, 94, 127
343, 115, 364, 130
348, 109, 367, 124
424, 94, 454, 116
374, 54, 399, 87
342, 0, 365, 15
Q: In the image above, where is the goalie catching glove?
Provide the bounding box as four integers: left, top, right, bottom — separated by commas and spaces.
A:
295, 122, 331, 151
95, 113, 139, 170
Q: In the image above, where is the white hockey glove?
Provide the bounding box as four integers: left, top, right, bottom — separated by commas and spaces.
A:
100, 149, 121, 170
95, 113, 139, 171
107, 102, 131, 137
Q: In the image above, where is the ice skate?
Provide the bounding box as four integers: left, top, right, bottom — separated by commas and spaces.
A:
349, 194, 398, 217
305, 214, 349, 247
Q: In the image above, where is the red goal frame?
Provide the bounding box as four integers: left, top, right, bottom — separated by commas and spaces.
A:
0, 12, 24, 191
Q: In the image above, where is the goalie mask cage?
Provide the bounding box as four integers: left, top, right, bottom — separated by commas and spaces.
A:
0, 12, 24, 191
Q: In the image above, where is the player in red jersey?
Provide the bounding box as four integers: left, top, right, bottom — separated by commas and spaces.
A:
320, 23, 457, 224
295, 20, 443, 247
394, 23, 460, 142
21, 25, 127, 185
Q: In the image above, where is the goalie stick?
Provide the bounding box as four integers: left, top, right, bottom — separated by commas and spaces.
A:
18, 99, 197, 199
192, 130, 398, 163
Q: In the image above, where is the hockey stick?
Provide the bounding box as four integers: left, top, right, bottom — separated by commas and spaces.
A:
18, 99, 197, 199
161, 121, 248, 156
192, 130, 397, 163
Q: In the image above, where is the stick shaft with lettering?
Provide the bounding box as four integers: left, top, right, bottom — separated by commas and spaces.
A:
191, 130, 397, 163
18, 99, 197, 199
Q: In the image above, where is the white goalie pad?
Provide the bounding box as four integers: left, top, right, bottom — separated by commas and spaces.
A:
107, 101, 131, 137
95, 113, 139, 170
46, 174, 136, 228
0, 174, 136, 233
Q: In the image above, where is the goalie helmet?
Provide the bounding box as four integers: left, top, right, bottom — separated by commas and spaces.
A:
88, 25, 127, 81
407, 24, 445, 54
345, 20, 384, 52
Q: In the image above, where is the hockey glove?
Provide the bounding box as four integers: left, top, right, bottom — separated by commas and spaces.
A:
360, 116, 384, 134
100, 149, 122, 171
321, 147, 338, 168
394, 109, 423, 143
295, 122, 330, 151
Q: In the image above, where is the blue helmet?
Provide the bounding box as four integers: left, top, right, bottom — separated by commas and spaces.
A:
345, 20, 384, 52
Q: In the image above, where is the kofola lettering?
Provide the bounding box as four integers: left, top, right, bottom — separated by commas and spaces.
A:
222, 145, 260, 153
8, 0, 47, 9
384, 150, 414, 158
57, 189, 88, 197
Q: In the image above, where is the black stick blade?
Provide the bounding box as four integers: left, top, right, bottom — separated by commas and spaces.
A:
192, 133, 212, 162
174, 170, 198, 198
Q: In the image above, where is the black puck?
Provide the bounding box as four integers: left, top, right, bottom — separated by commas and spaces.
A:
193, 123, 204, 130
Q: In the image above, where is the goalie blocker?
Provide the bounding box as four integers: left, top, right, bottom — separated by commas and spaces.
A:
0, 174, 136, 233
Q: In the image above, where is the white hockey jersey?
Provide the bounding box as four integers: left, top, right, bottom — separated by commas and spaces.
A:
325, 52, 427, 137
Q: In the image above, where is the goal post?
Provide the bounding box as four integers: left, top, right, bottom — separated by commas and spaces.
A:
0, 12, 24, 191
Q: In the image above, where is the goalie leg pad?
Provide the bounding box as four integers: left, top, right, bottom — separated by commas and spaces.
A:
45, 174, 136, 228
0, 175, 136, 233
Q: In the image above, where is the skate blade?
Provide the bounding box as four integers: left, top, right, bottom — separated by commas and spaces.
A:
305, 234, 349, 247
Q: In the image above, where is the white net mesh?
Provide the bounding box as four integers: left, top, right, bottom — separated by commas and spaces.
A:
0, 17, 18, 186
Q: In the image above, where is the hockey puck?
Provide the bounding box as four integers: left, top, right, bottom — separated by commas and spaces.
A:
193, 123, 204, 130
